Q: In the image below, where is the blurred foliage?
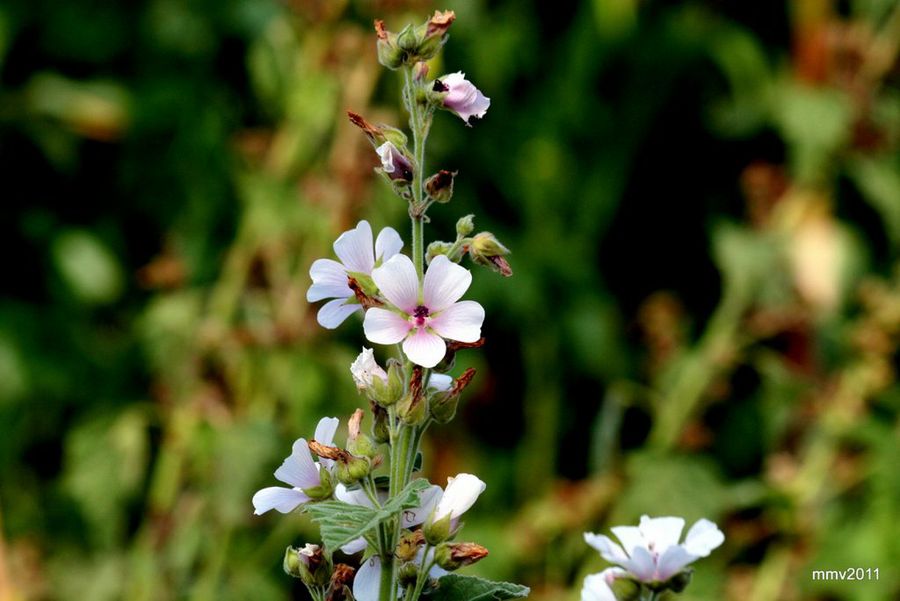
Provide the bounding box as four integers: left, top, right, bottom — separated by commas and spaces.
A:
1, 0, 899, 600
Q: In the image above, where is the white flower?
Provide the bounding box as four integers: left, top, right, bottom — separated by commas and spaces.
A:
353, 548, 446, 601
335, 483, 443, 555
251, 417, 339, 515
363, 254, 485, 368
375, 142, 414, 181
581, 568, 624, 601
584, 515, 725, 583
430, 473, 486, 524
307, 220, 403, 329
436, 72, 490, 125
427, 373, 453, 392
350, 347, 388, 390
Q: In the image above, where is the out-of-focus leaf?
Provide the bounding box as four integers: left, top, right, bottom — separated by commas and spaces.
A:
52, 230, 125, 305
425, 574, 531, 601
847, 156, 900, 248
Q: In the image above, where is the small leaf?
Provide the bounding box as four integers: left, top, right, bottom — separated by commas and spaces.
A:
304, 478, 429, 552
424, 575, 530, 601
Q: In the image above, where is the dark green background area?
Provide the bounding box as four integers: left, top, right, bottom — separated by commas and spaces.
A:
1, 0, 899, 599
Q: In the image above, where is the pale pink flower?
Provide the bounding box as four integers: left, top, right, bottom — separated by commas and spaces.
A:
363, 254, 484, 368
436, 72, 490, 125
307, 221, 403, 329
251, 417, 339, 515
375, 141, 414, 181
584, 515, 725, 583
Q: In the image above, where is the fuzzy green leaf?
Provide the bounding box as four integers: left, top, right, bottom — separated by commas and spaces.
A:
425, 575, 531, 600
304, 478, 429, 552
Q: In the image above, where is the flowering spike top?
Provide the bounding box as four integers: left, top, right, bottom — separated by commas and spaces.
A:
434, 72, 490, 125
251, 417, 339, 515
584, 515, 725, 584
307, 220, 403, 329
363, 254, 485, 367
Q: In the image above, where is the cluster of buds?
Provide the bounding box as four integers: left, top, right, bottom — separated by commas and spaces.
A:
375, 11, 455, 69
284, 544, 356, 600
427, 215, 513, 277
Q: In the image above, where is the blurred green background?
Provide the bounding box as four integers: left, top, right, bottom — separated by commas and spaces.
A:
2, 0, 899, 599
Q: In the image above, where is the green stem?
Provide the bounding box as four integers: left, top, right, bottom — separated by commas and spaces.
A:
379, 553, 394, 601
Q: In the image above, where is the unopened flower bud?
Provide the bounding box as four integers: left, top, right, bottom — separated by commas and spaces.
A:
347, 409, 377, 458
397, 561, 420, 588
425, 170, 456, 203
375, 20, 404, 70
336, 455, 371, 485
347, 112, 408, 150
414, 10, 455, 61
430, 368, 476, 424
413, 61, 429, 82
456, 214, 475, 237
426, 241, 453, 264
396, 530, 425, 562
434, 542, 489, 571
397, 366, 427, 426
370, 401, 390, 443
469, 232, 513, 277
397, 25, 418, 52
351, 348, 388, 392
376, 142, 414, 182
284, 544, 331, 587
423, 512, 453, 545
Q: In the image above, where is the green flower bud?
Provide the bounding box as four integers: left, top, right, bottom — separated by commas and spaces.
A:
413, 10, 455, 61
336, 455, 371, 485
469, 232, 513, 277
375, 20, 404, 70
423, 512, 453, 545
430, 368, 476, 424
397, 561, 420, 588
397, 391, 427, 425
397, 25, 418, 52
456, 214, 475, 237
434, 542, 489, 571
347, 409, 378, 459
426, 241, 453, 264
370, 401, 390, 443
425, 170, 456, 203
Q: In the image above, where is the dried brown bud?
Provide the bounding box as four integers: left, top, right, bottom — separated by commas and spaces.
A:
308, 440, 351, 462
325, 563, 356, 601
348, 277, 383, 309
426, 10, 456, 37
434, 542, 489, 570
348, 409, 364, 441
374, 19, 388, 40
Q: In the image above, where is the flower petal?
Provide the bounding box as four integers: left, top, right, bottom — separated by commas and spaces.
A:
434, 473, 486, 522
655, 545, 697, 581
683, 518, 725, 557
308, 258, 351, 302
621, 545, 656, 582
402, 328, 446, 368
375, 227, 403, 263
583, 533, 629, 564
251, 486, 309, 515
638, 515, 685, 555
334, 221, 375, 274
580, 573, 617, 601
335, 483, 375, 508
364, 308, 412, 345
423, 255, 472, 312
314, 416, 340, 447
341, 537, 368, 555
317, 298, 361, 329
372, 254, 419, 312
353, 556, 382, 601
610, 525, 644, 556
401, 485, 443, 528
427, 373, 453, 392
274, 438, 320, 490
429, 301, 484, 343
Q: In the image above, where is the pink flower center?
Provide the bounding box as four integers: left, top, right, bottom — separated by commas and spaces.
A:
412, 305, 430, 328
